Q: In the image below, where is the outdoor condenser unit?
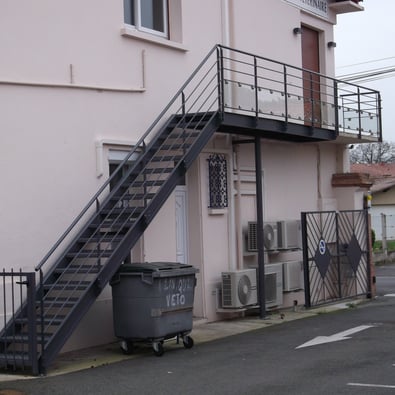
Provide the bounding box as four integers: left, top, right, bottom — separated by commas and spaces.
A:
282, 261, 304, 292
221, 264, 283, 309
221, 269, 258, 308
277, 220, 302, 250
247, 221, 279, 251
264, 263, 283, 308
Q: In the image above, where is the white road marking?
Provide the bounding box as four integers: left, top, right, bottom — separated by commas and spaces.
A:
348, 383, 395, 389
384, 294, 395, 297
296, 325, 375, 349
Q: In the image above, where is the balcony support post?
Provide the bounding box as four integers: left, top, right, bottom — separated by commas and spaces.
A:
254, 136, 266, 319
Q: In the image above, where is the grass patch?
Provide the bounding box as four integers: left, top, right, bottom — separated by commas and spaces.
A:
374, 240, 395, 252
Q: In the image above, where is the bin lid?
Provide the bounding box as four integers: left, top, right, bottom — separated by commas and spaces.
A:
117, 262, 198, 276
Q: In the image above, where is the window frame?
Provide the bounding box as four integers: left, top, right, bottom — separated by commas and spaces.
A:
124, 0, 169, 39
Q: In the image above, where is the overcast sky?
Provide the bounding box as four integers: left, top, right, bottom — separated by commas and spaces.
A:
334, 0, 395, 142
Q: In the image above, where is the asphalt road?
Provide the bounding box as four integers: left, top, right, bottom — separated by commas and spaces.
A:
2, 264, 395, 395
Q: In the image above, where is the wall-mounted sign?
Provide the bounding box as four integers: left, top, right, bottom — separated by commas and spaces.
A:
285, 0, 329, 18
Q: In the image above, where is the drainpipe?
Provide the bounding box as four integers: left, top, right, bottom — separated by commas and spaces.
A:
228, 148, 237, 271
316, 144, 322, 209
221, 0, 231, 47
234, 145, 243, 270
221, 0, 238, 271
221, 0, 233, 110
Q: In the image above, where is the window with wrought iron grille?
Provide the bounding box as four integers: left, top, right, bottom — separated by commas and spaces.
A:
207, 154, 228, 209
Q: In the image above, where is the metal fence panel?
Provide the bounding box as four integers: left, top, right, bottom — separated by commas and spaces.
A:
302, 210, 370, 307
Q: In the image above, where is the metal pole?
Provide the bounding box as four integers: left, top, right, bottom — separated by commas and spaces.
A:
301, 212, 311, 308
283, 65, 288, 127
335, 212, 342, 299
334, 80, 339, 137
357, 87, 362, 139
366, 210, 375, 299
254, 56, 259, 125
381, 213, 388, 256
217, 46, 225, 119
26, 273, 38, 375
254, 136, 266, 318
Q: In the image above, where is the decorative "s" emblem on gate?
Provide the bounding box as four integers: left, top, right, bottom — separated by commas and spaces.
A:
318, 239, 326, 255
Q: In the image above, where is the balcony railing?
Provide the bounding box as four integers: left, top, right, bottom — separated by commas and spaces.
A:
217, 46, 382, 141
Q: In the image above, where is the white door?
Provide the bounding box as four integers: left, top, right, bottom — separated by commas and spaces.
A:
175, 186, 188, 264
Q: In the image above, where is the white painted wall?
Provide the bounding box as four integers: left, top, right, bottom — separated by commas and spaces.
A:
0, 0, 358, 350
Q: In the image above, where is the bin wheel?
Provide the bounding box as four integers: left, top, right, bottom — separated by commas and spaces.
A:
153, 341, 164, 357
183, 335, 194, 349
120, 340, 134, 355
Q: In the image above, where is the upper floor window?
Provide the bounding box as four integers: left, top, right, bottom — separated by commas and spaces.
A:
124, 0, 168, 38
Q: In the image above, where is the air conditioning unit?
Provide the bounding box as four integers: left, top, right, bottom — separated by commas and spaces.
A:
247, 221, 279, 251
221, 269, 258, 308
264, 263, 283, 308
282, 261, 304, 292
263, 222, 279, 250
247, 222, 258, 252
277, 220, 302, 250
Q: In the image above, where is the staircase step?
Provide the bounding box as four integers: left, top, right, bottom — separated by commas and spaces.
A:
41, 301, 76, 308
109, 193, 156, 201
0, 334, 51, 343
142, 167, 173, 175
100, 207, 143, 216
159, 144, 190, 151
170, 129, 200, 137
168, 119, 208, 129
150, 155, 182, 162
78, 236, 124, 243
45, 297, 79, 303
133, 180, 164, 188
0, 352, 32, 364
16, 316, 65, 326
172, 112, 213, 122
43, 281, 91, 291
54, 266, 101, 275
89, 220, 135, 232
66, 250, 113, 259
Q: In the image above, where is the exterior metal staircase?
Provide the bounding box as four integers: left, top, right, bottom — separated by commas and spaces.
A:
0, 45, 382, 375
0, 111, 220, 375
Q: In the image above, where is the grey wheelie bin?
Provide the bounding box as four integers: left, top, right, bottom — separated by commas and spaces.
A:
110, 262, 198, 356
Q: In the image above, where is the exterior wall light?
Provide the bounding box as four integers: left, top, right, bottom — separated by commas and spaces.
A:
293, 27, 302, 35
328, 41, 337, 48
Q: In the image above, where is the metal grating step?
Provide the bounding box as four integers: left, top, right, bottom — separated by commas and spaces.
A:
65, 250, 114, 259
43, 281, 92, 291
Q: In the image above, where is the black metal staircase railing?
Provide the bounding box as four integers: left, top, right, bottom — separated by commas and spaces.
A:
0, 44, 382, 375
0, 270, 39, 375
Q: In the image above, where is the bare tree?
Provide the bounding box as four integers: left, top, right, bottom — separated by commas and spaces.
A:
349, 142, 395, 164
